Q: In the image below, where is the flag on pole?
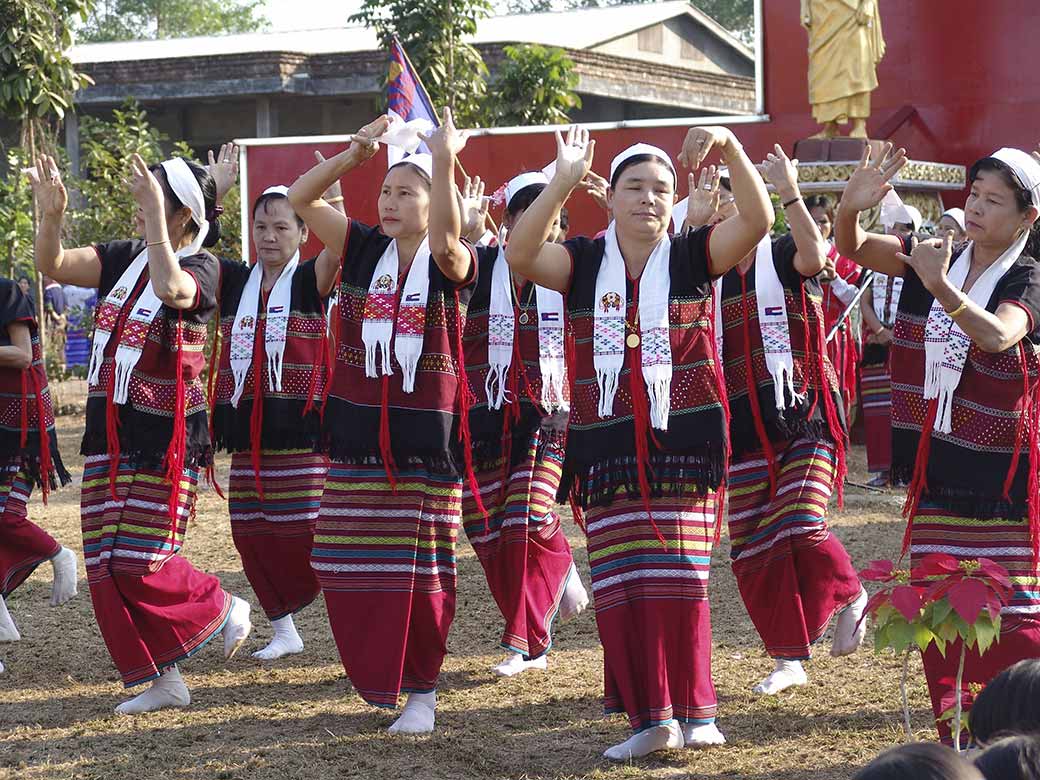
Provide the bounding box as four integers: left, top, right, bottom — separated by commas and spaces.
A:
387, 37, 439, 165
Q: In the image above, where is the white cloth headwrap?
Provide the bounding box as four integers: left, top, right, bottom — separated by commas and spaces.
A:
880, 189, 921, 230
942, 207, 966, 231
388, 152, 433, 180
87, 158, 208, 404
923, 231, 1028, 434
486, 248, 567, 413
991, 147, 1040, 209
263, 184, 289, 197
229, 249, 300, 407
609, 143, 677, 186
360, 235, 432, 393
595, 222, 672, 429
871, 272, 903, 326
379, 113, 435, 155
711, 237, 795, 410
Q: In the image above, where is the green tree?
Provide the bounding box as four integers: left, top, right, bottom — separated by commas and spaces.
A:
487, 45, 580, 127
350, 0, 493, 127
78, 0, 268, 42
0, 147, 36, 280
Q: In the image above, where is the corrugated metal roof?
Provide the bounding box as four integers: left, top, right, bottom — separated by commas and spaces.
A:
71, 1, 751, 64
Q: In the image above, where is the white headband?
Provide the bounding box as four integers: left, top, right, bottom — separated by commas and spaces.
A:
505, 161, 556, 208
880, 189, 921, 231
388, 152, 433, 180
990, 147, 1040, 210
262, 185, 290, 197
941, 207, 966, 230
160, 157, 209, 256
609, 143, 676, 186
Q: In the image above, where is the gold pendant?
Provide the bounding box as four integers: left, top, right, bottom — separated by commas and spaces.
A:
626, 332, 641, 349
518, 313, 529, 325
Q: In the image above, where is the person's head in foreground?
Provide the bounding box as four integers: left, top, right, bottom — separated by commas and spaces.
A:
853, 742, 983, 780
974, 735, 1040, 780
969, 659, 1040, 748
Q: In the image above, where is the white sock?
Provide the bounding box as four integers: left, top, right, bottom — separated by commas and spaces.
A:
752, 659, 807, 695
560, 563, 589, 621
252, 614, 304, 660
115, 666, 190, 715
388, 691, 436, 735
603, 721, 684, 761
831, 588, 868, 657
682, 722, 726, 748
222, 596, 252, 660
492, 652, 548, 677
50, 547, 78, 606
0, 657, 4, 673
0, 597, 19, 642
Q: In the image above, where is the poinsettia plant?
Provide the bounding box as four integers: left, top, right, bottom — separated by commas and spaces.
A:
859, 554, 1013, 750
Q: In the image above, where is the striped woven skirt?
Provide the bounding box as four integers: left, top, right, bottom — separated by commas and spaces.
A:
0, 457, 59, 598
229, 450, 327, 620
911, 501, 1040, 741
461, 432, 574, 659
728, 439, 862, 660
860, 361, 892, 474
81, 455, 232, 687
585, 476, 718, 732
311, 464, 462, 708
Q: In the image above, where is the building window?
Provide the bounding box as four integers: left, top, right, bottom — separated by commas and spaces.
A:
681, 39, 705, 61
637, 25, 663, 54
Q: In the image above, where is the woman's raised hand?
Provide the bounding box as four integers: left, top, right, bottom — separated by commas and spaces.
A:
578, 170, 609, 212
686, 165, 722, 227
426, 107, 470, 160
207, 143, 240, 202
127, 153, 165, 214
459, 173, 489, 238
897, 230, 953, 295
841, 142, 907, 212
553, 125, 594, 188
349, 115, 391, 163
28, 156, 68, 219
679, 126, 735, 170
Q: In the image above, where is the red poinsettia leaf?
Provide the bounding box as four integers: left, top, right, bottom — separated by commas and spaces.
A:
916, 553, 961, 578
863, 590, 891, 617
890, 585, 924, 622
860, 560, 896, 582
924, 578, 955, 604
976, 558, 1014, 589
948, 578, 990, 625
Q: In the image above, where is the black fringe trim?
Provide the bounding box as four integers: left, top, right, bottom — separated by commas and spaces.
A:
560, 444, 728, 508
81, 404, 214, 471
0, 428, 71, 488
891, 465, 1029, 522
211, 399, 324, 454
467, 404, 564, 473
324, 451, 461, 478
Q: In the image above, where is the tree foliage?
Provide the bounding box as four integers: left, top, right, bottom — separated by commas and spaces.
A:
78, 0, 268, 42
0, 0, 93, 124
486, 45, 580, 127
350, 0, 492, 127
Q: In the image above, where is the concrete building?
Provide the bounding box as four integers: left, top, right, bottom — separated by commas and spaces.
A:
62, 1, 755, 165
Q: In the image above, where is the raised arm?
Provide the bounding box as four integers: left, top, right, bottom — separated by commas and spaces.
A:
834, 143, 909, 276
0, 322, 32, 370
287, 115, 389, 263
899, 232, 1032, 353
427, 108, 475, 284
30, 156, 102, 288
309, 150, 349, 296
129, 154, 198, 310
679, 127, 773, 275
507, 126, 594, 293
759, 144, 827, 276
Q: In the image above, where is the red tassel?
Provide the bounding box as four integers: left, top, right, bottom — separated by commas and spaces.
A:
1020, 345, 1040, 563
709, 285, 732, 444
900, 398, 938, 559
713, 481, 726, 545
27, 368, 52, 505
568, 492, 586, 533
205, 290, 225, 499
247, 308, 267, 501
1003, 343, 1031, 500
162, 315, 187, 523
378, 374, 398, 491
19, 372, 28, 451
808, 287, 847, 507
452, 289, 487, 519
302, 327, 327, 419
740, 275, 778, 496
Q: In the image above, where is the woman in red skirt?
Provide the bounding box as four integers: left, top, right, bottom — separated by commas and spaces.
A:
31, 151, 252, 714
836, 141, 1040, 741
434, 132, 589, 678
212, 184, 336, 660
289, 112, 476, 735
508, 125, 773, 759
0, 277, 74, 673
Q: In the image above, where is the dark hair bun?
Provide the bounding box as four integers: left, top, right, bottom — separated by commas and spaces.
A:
202, 219, 221, 249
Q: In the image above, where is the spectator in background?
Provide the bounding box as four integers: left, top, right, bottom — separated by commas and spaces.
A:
42, 276, 67, 370
939, 207, 968, 244
16, 276, 31, 301
853, 743, 983, 780
60, 284, 96, 369
969, 659, 1040, 747
556, 205, 569, 242
974, 736, 1040, 780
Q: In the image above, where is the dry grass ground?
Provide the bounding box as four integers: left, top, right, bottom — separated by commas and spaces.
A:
0, 408, 940, 780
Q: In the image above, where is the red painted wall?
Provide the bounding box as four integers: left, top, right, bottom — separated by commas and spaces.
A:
242, 0, 1040, 259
